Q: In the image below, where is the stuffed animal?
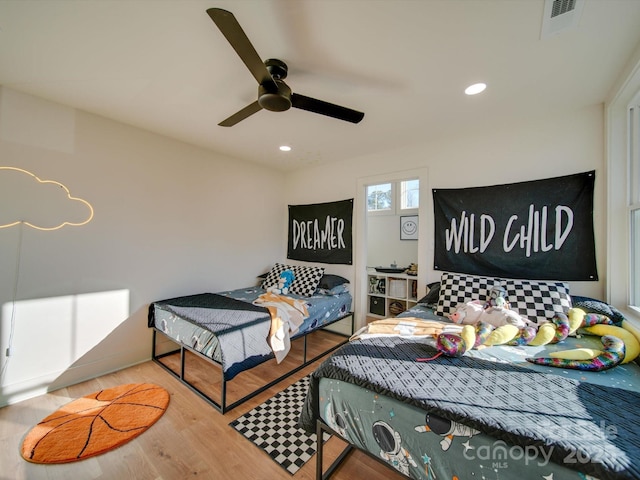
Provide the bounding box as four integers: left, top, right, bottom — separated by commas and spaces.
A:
267, 269, 295, 295
448, 300, 529, 329
426, 307, 640, 372
448, 300, 485, 324
484, 283, 510, 310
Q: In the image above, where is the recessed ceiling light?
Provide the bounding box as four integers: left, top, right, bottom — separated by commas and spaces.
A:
465, 83, 487, 95
279, 145, 292, 152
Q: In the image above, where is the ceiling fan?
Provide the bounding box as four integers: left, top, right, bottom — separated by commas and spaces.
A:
206, 8, 365, 127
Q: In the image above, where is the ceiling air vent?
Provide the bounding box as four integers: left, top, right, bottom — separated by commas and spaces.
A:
540, 0, 585, 39
551, 0, 576, 18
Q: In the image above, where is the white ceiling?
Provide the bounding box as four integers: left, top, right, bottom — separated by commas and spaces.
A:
2, 0, 640, 171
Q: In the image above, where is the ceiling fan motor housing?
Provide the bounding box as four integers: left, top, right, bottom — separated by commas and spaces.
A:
258, 80, 292, 112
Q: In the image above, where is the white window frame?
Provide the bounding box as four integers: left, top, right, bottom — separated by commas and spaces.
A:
400, 178, 420, 212
628, 101, 640, 308
366, 178, 419, 216
366, 182, 394, 216
607, 45, 640, 322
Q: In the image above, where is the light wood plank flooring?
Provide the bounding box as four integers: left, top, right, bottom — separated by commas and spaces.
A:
1, 330, 404, 480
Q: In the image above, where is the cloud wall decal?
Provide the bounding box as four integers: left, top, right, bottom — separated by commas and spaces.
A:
0, 167, 94, 231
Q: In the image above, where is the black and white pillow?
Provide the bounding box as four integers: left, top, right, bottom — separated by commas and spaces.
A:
436, 273, 495, 316
261, 263, 291, 290
289, 265, 325, 297
435, 272, 572, 323
261, 263, 325, 297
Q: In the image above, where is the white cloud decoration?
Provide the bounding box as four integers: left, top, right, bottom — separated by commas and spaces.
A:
0, 167, 94, 231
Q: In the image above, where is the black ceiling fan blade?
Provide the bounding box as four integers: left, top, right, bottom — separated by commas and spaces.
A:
291, 93, 364, 124
218, 101, 263, 127
206, 8, 277, 90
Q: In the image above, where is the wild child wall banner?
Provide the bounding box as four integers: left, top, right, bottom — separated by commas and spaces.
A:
287, 199, 353, 264
432, 171, 597, 280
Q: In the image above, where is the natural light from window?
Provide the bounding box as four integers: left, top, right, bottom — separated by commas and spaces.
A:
401, 179, 420, 210
367, 179, 419, 214
367, 183, 392, 212
1, 289, 130, 404
630, 104, 640, 307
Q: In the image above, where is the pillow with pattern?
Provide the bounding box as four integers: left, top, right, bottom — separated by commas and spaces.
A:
261, 263, 325, 297
435, 272, 572, 323
570, 295, 625, 325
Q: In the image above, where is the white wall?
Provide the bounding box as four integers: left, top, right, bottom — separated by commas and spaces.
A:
0, 87, 286, 406
285, 104, 606, 326
367, 213, 418, 268
0, 87, 608, 405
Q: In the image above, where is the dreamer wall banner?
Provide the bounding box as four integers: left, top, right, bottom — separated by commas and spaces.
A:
432, 171, 598, 280
287, 199, 353, 264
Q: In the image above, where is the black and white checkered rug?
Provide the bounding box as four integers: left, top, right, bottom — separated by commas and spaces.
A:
229, 376, 329, 475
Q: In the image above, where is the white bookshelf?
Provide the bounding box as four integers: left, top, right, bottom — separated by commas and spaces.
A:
367, 268, 418, 318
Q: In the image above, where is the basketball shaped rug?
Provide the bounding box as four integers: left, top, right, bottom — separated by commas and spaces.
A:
21, 383, 170, 464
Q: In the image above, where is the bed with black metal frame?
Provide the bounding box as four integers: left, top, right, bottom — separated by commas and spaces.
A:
149, 284, 353, 413
302, 304, 640, 480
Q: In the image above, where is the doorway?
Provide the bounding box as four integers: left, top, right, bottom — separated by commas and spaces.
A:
354, 168, 429, 327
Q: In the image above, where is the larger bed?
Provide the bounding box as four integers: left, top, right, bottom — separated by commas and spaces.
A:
300, 273, 640, 480
149, 267, 354, 413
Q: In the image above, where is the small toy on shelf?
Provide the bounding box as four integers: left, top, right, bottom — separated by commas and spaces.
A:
405, 263, 418, 276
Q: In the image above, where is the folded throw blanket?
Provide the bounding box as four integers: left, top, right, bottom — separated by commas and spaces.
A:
350, 317, 461, 341
254, 292, 309, 363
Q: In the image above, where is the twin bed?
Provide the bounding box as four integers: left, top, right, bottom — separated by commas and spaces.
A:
148, 264, 353, 413
299, 273, 640, 480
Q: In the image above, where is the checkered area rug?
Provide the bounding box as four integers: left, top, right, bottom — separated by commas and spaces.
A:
229, 376, 328, 475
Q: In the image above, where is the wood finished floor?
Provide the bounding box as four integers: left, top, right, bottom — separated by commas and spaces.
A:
1, 330, 404, 480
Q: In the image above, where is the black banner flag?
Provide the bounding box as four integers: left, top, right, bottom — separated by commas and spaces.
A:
433, 171, 597, 280
287, 199, 353, 264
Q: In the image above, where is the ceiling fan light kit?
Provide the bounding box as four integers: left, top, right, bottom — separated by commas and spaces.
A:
206, 8, 364, 127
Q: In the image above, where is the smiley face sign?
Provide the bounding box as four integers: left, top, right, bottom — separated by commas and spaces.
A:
401, 215, 418, 240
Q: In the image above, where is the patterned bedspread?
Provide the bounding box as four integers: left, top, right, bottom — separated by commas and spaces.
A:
299, 335, 640, 480
149, 293, 273, 380
149, 287, 352, 380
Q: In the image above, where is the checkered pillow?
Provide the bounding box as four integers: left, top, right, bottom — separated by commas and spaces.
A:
261, 263, 291, 290
435, 272, 572, 323
289, 265, 325, 296
261, 263, 325, 297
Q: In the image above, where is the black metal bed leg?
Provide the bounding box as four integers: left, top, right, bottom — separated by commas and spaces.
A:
180, 346, 185, 379
220, 376, 227, 413
303, 334, 308, 363
151, 310, 354, 415
316, 419, 324, 480
316, 420, 353, 480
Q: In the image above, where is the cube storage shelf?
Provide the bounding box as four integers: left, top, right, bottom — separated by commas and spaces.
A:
367, 268, 418, 318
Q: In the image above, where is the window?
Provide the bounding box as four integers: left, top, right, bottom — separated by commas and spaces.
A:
630, 104, 640, 307
632, 209, 640, 305
608, 51, 640, 317
367, 179, 419, 214
401, 179, 420, 210
367, 183, 392, 212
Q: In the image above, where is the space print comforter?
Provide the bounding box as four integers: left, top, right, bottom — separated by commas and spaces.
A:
299, 334, 640, 480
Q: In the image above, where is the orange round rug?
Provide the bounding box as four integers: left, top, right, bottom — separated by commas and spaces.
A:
21, 383, 170, 464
